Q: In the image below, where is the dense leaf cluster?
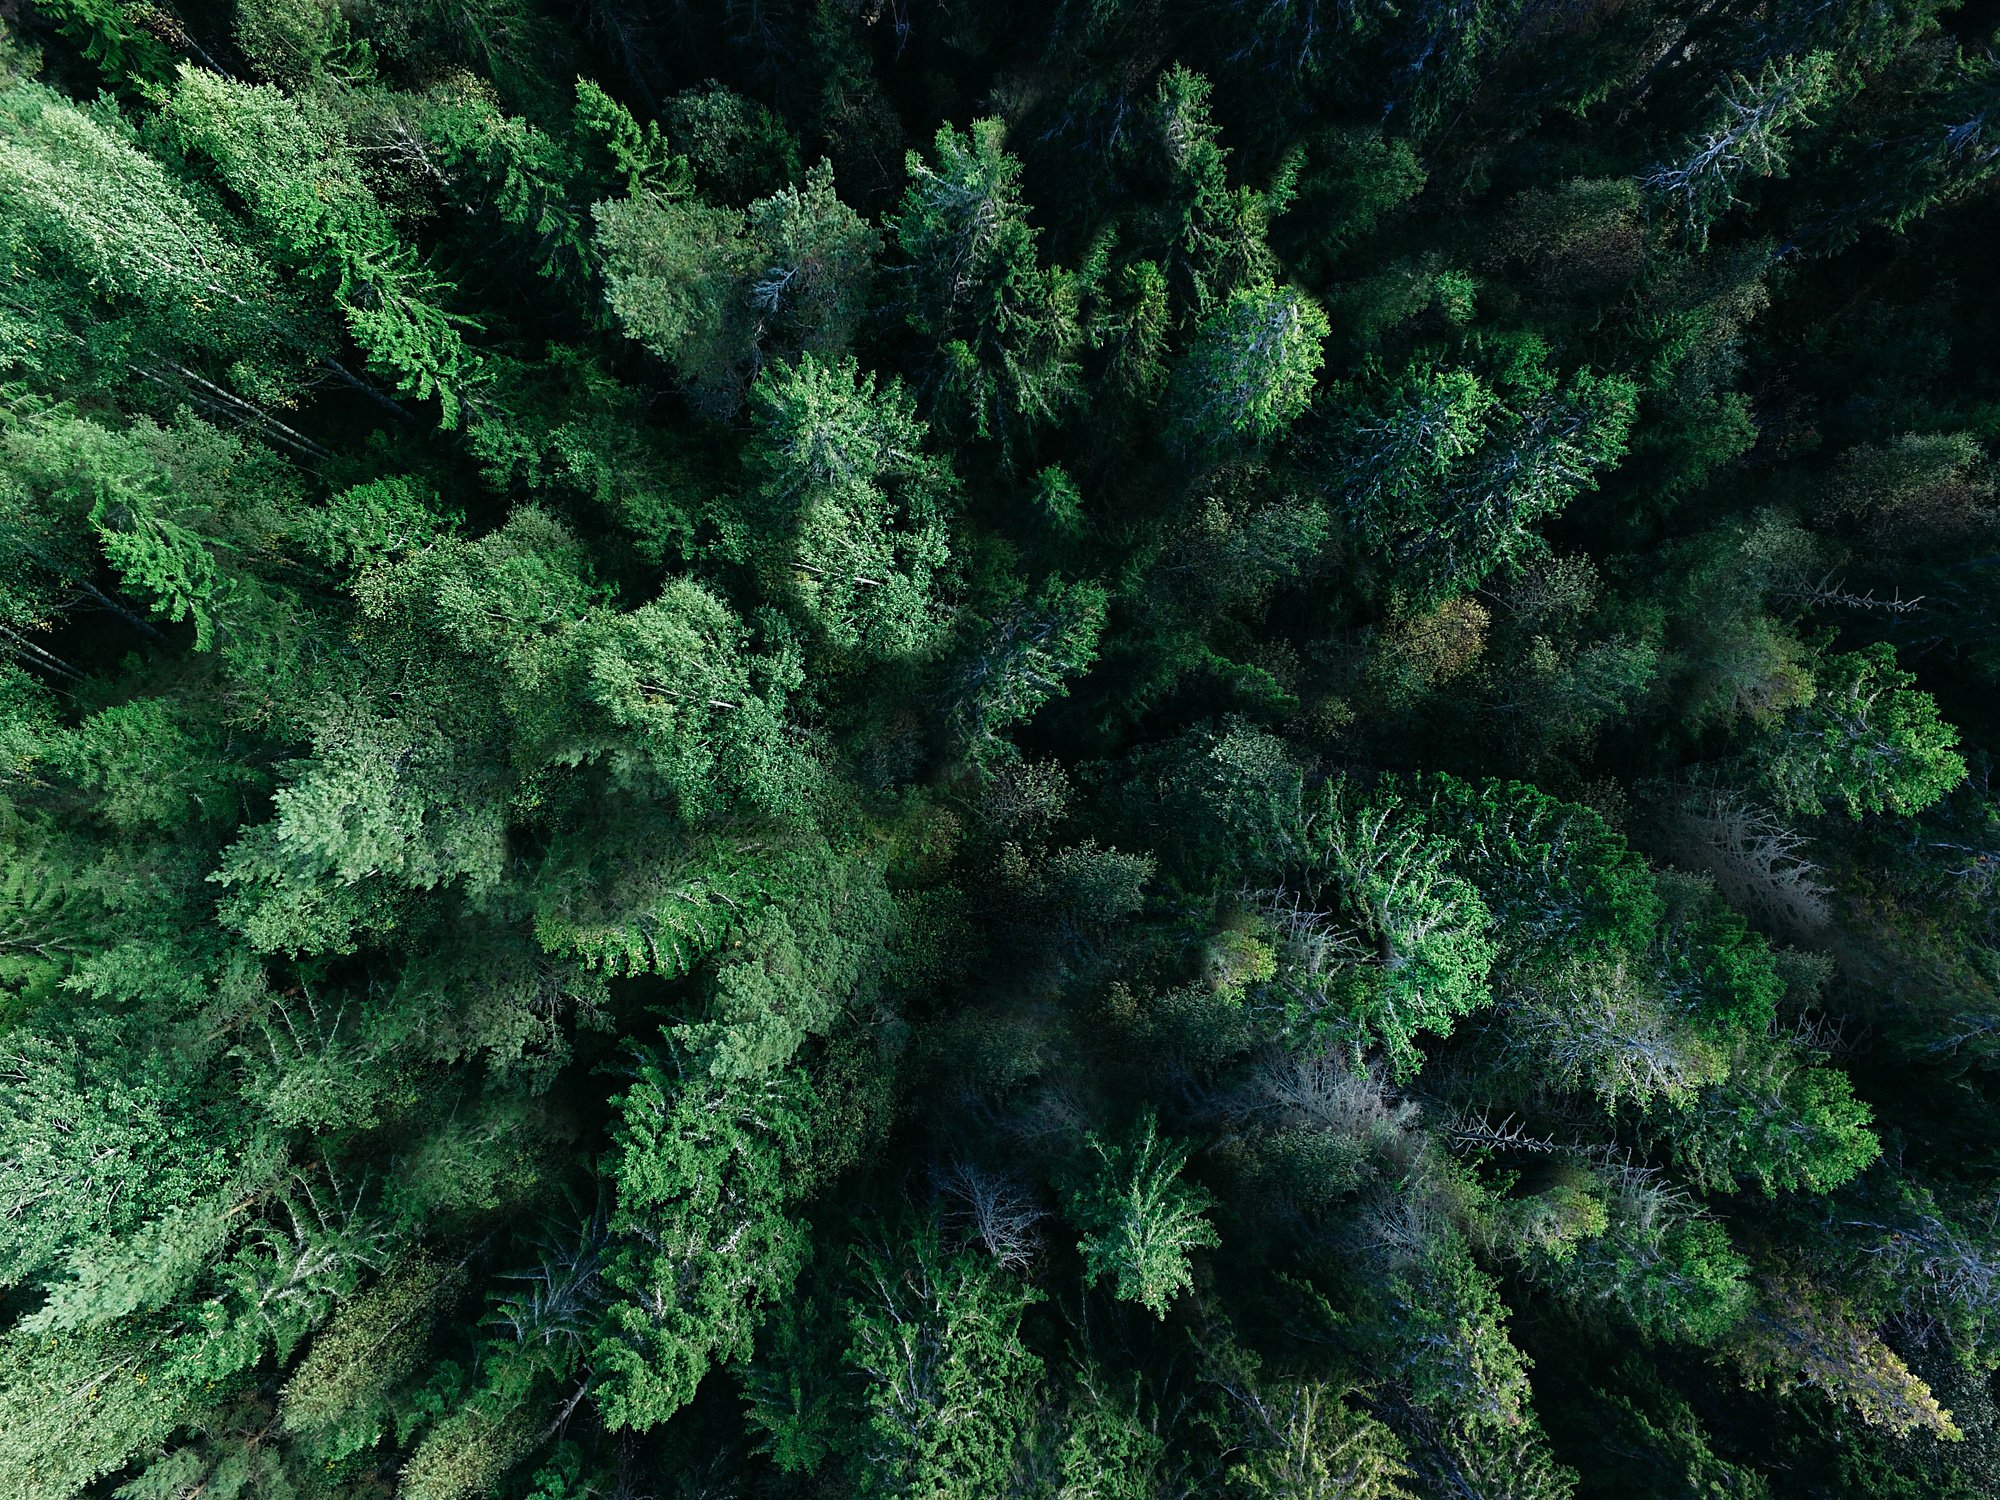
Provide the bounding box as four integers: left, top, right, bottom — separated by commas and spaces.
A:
3, 1, 2000, 1497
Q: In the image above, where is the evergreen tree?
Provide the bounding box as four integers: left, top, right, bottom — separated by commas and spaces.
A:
595, 192, 757, 412
1757, 643, 1966, 819
1067, 1112, 1220, 1318
1167, 281, 1329, 454
894, 118, 1085, 455
835, 1214, 1045, 1495
746, 352, 958, 659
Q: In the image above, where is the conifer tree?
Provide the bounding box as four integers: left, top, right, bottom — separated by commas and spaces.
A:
894, 118, 1085, 454
1758, 643, 1966, 819
1168, 281, 1329, 454
746, 352, 957, 659
1068, 1112, 1220, 1318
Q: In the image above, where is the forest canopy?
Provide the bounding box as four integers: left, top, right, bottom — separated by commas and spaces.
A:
3, 0, 2000, 1497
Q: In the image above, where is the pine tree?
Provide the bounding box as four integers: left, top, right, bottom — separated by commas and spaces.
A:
594, 192, 758, 413
1141, 67, 1290, 322
1067, 1112, 1220, 1318
1279, 778, 1498, 1075
894, 118, 1085, 454
593, 1052, 825, 1432
1644, 53, 1839, 247
1227, 1380, 1414, 1500
746, 353, 958, 659
747, 161, 880, 364
1168, 281, 1329, 454
836, 1213, 1046, 1495
158, 67, 484, 425
944, 576, 1108, 763
1338, 363, 1636, 602
1758, 643, 1966, 819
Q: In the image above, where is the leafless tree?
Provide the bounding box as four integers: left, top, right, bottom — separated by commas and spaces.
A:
929, 1157, 1047, 1274
1653, 783, 1832, 938
1242, 1044, 1418, 1143
1250, 883, 1369, 1012
1776, 570, 1926, 617
1437, 1107, 1560, 1157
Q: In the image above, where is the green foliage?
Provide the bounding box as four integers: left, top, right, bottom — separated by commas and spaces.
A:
575, 579, 809, 818
26, 0, 174, 88
0, 1014, 228, 1289
1645, 54, 1839, 247
1052, 1369, 1167, 1498
1726, 1272, 1962, 1440
419, 88, 590, 285
594, 193, 756, 411
1549, 1174, 1751, 1342
946, 576, 1108, 760
895, 118, 1085, 453
595, 1051, 824, 1431
746, 162, 879, 363
1563, 1362, 1772, 1500
662, 82, 800, 203
747, 353, 957, 658
1093, 259, 1174, 401
1759, 643, 1967, 819
1388, 1231, 1536, 1428
1338, 361, 1636, 601
1168, 281, 1329, 452
1421, 775, 1662, 963
0, 68, 291, 389
1068, 1112, 1220, 1317
158, 67, 483, 425
1227, 1380, 1413, 1500
573, 79, 685, 198
0, 407, 268, 650
837, 1214, 1045, 1495
1285, 778, 1498, 1074
1277, 126, 1425, 284
596, 159, 879, 411
1143, 68, 1289, 308
280, 1251, 467, 1461
0, 1323, 208, 1499
0, 9, 1996, 1499
234, 0, 376, 87
398, 1400, 541, 1500
1673, 1042, 1881, 1197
